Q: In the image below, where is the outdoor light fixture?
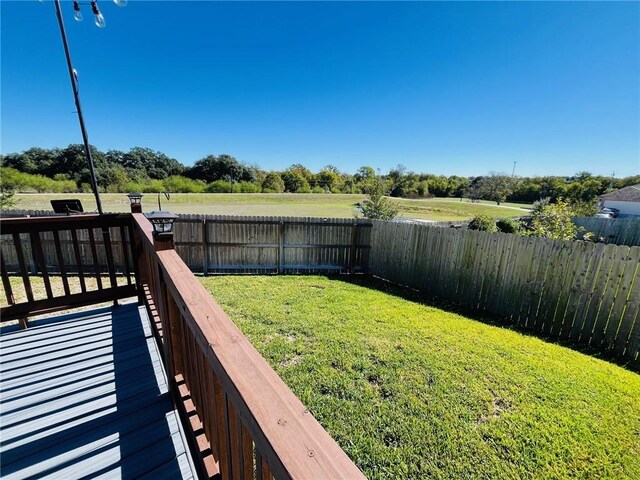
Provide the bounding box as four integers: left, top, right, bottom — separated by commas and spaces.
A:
70, 0, 126, 27
146, 210, 179, 239
73, 1, 82, 22
127, 193, 143, 213
42, 0, 127, 214
89, 1, 105, 28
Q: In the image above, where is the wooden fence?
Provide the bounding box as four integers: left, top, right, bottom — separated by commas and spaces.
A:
370, 221, 640, 366
175, 214, 372, 274
573, 216, 640, 246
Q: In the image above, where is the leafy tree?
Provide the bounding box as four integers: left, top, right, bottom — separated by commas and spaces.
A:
281, 170, 310, 193
286, 164, 314, 182
187, 154, 252, 183
478, 173, 515, 205
316, 167, 341, 191
119, 147, 184, 180
261, 172, 285, 193
354, 166, 376, 183
358, 178, 400, 221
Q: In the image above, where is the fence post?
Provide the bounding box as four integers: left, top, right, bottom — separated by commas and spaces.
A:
349, 222, 358, 274
202, 219, 208, 275
278, 221, 285, 274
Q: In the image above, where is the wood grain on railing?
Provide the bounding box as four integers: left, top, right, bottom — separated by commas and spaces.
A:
0, 214, 137, 322
132, 213, 365, 480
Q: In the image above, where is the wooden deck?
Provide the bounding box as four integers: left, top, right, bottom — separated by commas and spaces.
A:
0, 302, 199, 479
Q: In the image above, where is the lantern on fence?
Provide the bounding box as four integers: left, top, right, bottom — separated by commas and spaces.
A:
126, 193, 144, 213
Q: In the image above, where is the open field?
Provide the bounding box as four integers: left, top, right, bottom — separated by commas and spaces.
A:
9, 193, 530, 221
201, 275, 640, 480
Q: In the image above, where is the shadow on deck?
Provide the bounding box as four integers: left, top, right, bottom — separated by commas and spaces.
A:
0, 302, 198, 479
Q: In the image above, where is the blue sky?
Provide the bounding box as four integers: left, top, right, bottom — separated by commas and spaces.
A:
2, 1, 639, 177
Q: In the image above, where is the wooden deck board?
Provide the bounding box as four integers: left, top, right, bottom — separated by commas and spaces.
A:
0, 303, 199, 480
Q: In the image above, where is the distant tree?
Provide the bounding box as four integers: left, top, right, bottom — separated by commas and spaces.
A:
281, 170, 310, 193
261, 172, 285, 193
119, 147, 184, 180
354, 166, 376, 183
287, 164, 314, 182
358, 178, 400, 221
478, 173, 515, 205
0, 173, 17, 209
187, 154, 252, 183
463, 179, 483, 203
316, 167, 341, 191
388, 164, 409, 197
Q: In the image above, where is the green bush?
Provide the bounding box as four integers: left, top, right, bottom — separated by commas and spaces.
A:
311, 186, 325, 194
468, 215, 497, 232
206, 180, 233, 193
162, 175, 206, 193
237, 181, 260, 193
496, 218, 520, 234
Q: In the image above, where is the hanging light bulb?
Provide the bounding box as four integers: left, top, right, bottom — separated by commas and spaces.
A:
91, 1, 106, 28
95, 11, 106, 28
114, 0, 127, 7
73, 1, 83, 22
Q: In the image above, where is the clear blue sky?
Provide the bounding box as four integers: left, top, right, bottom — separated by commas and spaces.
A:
2, 1, 639, 177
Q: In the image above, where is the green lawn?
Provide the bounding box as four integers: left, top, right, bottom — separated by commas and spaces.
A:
201, 275, 640, 480
10, 193, 529, 221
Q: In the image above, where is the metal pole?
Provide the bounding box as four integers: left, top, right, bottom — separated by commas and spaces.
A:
53, 0, 103, 214
512, 161, 517, 177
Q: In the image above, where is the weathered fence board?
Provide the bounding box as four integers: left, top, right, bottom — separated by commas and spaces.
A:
370, 221, 640, 365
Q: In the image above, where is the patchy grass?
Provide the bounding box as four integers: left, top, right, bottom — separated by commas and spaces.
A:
10, 193, 529, 221
201, 275, 640, 480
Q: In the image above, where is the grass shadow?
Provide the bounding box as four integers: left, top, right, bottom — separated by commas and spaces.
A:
330, 274, 639, 374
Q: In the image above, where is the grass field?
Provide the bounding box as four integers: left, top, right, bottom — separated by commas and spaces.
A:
10, 193, 530, 221
200, 275, 640, 480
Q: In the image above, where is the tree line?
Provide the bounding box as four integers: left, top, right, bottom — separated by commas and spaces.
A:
1, 145, 638, 206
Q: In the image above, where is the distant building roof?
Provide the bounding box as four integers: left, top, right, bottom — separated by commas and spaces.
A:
599, 184, 640, 202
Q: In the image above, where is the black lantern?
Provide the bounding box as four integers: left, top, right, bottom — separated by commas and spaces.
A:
146, 210, 179, 239
127, 193, 143, 213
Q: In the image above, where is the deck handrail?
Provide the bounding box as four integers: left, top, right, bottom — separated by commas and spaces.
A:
0, 213, 137, 322
132, 213, 365, 479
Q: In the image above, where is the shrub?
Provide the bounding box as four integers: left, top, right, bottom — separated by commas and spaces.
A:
528, 199, 578, 240
468, 215, 497, 232
496, 218, 520, 234
162, 175, 206, 193
237, 181, 260, 193
311, 186, 325, 194
206, 180, 233, 193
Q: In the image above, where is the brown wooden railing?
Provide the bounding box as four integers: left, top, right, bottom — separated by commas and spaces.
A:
132, 212, 365, 479
0, 214, 137, 323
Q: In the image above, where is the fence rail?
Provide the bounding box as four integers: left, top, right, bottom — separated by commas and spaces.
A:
370, 221, 640, 366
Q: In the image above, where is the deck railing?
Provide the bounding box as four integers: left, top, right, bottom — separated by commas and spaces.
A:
132, 213, 364, 479
0, 214, 137, 323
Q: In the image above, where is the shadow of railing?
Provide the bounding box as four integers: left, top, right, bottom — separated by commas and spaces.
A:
0, 303, 190, 478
